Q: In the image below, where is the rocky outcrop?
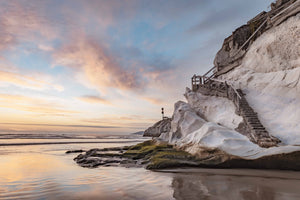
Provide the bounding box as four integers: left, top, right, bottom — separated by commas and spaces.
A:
73, 140, 206, 169
191, 77, 281, 147
158, 97, 300, 161
143, 117, 171, 137
73, 139, 300, 171
214, 0, 299, 76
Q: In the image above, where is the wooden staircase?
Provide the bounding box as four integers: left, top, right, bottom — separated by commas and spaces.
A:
191, 72, 280, 148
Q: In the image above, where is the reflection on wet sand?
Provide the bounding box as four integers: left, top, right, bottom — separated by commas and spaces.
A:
0, 152, 174, 200
2, 140, 300, 200
171, 170, 300, 200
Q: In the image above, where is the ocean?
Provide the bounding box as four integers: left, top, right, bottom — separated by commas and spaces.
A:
1, 134, 300, 200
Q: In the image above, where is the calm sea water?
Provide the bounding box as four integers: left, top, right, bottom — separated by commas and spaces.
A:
1, 135, 300, 200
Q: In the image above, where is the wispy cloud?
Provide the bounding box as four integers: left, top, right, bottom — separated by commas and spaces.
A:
0, 93, 76, 115
188, 0, 269, 34
53, 36, 145, 93
0, 69, 64, 92
142, 96, 164, 105
77, 95, 110, 105
0, 122, 119, 129
0, 1, 57, 52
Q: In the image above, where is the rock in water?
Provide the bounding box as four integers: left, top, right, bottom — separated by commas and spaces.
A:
66, 149, 85, 154
143, 117, 171, 137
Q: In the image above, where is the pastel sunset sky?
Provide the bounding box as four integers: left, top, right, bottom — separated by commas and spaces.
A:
0, 0, 271, 135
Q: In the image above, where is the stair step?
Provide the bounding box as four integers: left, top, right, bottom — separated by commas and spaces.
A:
249, 122, 262, 125
248, 121, 262, 125
256, 131, 268, 134
245, 115, 258, 118
247, 119, 261, 121
243, 111, 256, 113
250, 124, 264, 127
252, 128, 266, 130
248, 119, 262, 122
249, 123, 262, 126
252, 126, 265, 129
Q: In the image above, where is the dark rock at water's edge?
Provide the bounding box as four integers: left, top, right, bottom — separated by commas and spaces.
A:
73, 140, 202, 169
66, 149, 85, 154
73, 140, 300, 171
143, 117, 171, 137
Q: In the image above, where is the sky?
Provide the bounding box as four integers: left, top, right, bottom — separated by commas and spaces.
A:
0, 0, 272, 135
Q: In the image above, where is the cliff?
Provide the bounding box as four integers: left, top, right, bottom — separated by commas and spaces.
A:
214, 0, 300, 76
144, 1, 300, 166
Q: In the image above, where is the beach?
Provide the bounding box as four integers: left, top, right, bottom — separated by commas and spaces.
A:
1, 134, 300, 200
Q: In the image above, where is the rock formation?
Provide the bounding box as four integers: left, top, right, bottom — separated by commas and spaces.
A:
145, 0, 300, 165
214, 0, 299, 76
77, 0, 300, 171
143, 117, 171, 137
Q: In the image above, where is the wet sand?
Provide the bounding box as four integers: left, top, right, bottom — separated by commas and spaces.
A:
1, 137, 300, 199
168, 168, 300, 200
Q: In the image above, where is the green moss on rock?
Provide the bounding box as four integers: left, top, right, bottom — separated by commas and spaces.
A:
122, 140, 200, 169
124, 140, 173, 159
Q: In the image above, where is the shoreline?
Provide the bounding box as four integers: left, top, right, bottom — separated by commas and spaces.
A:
0, 140, 143, 146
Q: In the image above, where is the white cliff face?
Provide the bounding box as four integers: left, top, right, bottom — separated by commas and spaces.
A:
220, 14, 300, 145
159, 14, 300, 159
185, 89, 243, 130
160, 99, 300, 160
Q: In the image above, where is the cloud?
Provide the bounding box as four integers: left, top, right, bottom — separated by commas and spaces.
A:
0, 1, 57, 52
188, 0, 270, 34
142, 97, 164, 105
53, 36, 145, 92
0, 122, 119, 129
0, 69, 64, 92
0, 93, 76, 115
188, 8, 241, 34
38, 44, 54, 52
77, 95, 110, 105
81, 114, 157, 128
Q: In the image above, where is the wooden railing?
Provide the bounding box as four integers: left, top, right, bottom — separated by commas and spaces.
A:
192, 75, 244, 112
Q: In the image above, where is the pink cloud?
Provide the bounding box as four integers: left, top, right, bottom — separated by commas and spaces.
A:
77, 95, 111, 105
0, 68, 64, 92
0, 1, 58, 52
0, 93, 77, 115
142, 96, 165, 105
53, 36, 144, 93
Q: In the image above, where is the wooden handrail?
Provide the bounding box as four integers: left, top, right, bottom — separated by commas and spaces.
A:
203, 66, 216, 77
271, 0, 299, 21
202, 76, 243, 99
